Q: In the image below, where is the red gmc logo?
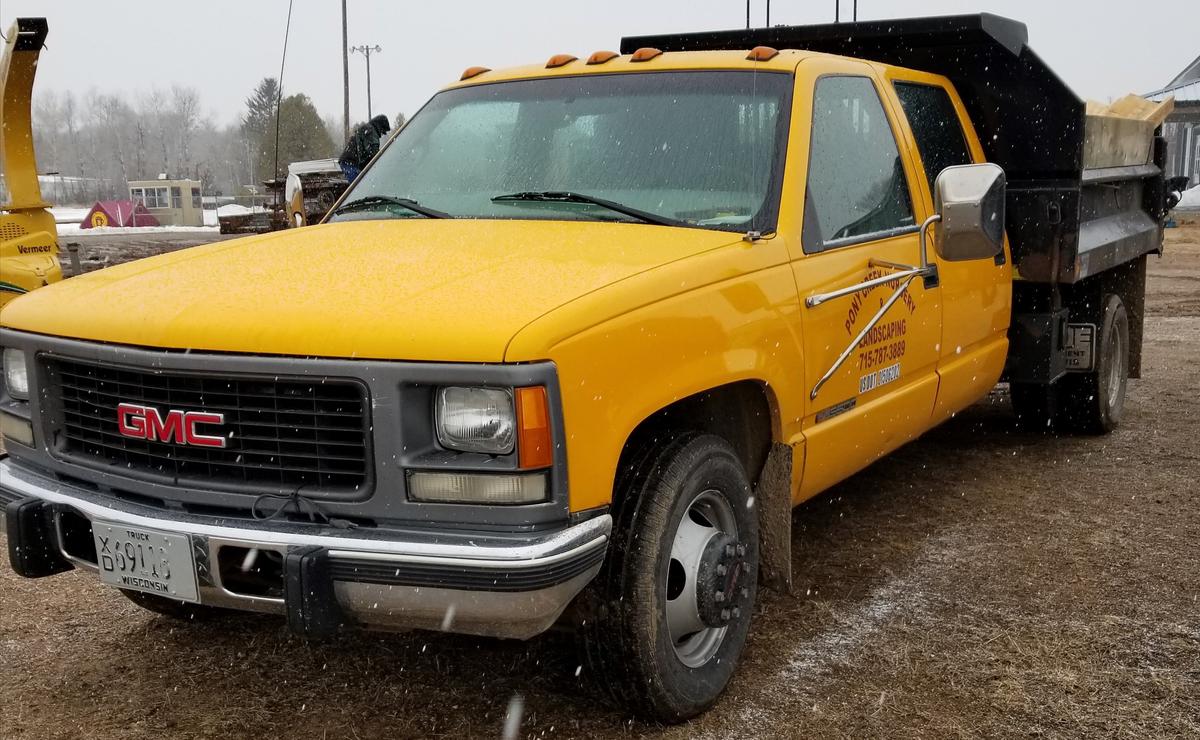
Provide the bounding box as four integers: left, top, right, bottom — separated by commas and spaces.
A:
116, 403, 227, 448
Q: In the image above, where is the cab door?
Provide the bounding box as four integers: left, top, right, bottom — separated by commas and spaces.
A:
790, 63, 943, 501
884, 72, 1013, 422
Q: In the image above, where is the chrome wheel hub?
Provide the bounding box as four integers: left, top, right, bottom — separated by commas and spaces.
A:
665, 489, 742, 668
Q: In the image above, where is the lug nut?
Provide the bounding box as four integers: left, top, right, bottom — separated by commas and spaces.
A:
720, 608, 731, 621
714, 590, 725, 603
716, 564, 727, 576
732, 607, 741, 618
740, 587, 749, 599
735, 544, 746, 557
724, 544, 735, 557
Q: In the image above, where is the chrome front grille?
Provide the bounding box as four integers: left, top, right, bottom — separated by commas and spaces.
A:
44, 356, 371, 496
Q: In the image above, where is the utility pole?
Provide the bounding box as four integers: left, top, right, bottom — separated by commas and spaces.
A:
341, 0, 349, 143
351, 44, 382, 119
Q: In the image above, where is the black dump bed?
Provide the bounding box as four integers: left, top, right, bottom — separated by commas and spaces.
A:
623, 14, 1173, 284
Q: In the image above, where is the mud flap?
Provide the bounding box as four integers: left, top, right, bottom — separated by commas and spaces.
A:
283, 545, 344, 638
6, 498, 73, 578
756, 443, 793, 594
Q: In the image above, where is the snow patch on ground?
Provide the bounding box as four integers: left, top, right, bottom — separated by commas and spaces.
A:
782, 573, 927, 680
57, 223, 219, 235
701, 536, 953, 739
51, 205, 257, 230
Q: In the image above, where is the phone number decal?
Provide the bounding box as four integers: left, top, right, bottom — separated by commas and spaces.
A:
859, 362, 901, 394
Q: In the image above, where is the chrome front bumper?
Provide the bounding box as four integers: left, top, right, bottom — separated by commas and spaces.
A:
0, 459, 610, 639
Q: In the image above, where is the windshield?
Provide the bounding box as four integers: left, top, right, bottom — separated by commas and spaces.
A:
331, 70, 793, 232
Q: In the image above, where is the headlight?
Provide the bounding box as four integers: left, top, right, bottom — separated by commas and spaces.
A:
435, 386, 515, 454
3, 348, 29, 400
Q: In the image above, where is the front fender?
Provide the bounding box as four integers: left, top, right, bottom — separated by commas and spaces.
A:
507, 241, 806, 513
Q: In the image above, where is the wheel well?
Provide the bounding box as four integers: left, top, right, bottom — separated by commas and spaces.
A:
615, 381, 776, 495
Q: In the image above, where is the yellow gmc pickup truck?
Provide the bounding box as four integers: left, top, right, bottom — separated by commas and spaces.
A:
0, 14, 1181, 722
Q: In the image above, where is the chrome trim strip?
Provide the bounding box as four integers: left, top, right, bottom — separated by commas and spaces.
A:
0, 458, 610, 565
325, 536, 608, 569
804, 266, 925, 308
809, 271, 927, 401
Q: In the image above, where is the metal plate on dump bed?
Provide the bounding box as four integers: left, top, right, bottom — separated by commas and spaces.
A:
92, 521, 199, 603
1065, 323, 1097, 371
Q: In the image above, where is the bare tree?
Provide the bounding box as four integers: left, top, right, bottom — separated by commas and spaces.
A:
172, 86, 201, 173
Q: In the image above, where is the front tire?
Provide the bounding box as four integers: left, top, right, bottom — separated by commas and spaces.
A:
582, 433, 759, 723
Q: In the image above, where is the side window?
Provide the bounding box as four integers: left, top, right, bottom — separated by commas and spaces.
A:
804, 76, 915, 252
894, 82, 973, 192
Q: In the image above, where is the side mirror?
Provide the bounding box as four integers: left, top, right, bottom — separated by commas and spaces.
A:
932, 163, 1006, 262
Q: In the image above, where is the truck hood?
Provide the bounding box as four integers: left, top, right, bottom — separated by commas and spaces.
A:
0, 219, 739, 361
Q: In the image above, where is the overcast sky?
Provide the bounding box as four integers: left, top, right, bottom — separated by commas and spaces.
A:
3, 0, 1197, 129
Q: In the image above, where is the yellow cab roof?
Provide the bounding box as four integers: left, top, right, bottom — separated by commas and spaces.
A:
444, 49, 816, 90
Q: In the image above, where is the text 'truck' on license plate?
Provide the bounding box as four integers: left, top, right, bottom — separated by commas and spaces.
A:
91, 521, 200, 603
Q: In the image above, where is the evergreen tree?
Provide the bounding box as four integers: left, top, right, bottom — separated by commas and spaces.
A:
256, 93, 336, 181
242, 77, 279, 143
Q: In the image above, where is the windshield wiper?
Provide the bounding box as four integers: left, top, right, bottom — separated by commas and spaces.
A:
491, 191, 686, 228
330, 195, 449, 219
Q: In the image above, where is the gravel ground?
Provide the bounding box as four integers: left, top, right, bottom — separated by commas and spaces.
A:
1, 222, 1198, 738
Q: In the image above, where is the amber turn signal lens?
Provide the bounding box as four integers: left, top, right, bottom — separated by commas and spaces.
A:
460, 66, 491, 81
629, 47, 663, 63
516, 386, 553, 469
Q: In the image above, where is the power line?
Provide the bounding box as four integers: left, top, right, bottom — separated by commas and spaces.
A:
272, 0, 295, 205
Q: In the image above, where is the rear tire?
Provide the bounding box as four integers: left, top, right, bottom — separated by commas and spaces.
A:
1010, 293, 1129, 435
581, 432, 759, 723
1056, 293, 1129, 434
120, 589, 233, 621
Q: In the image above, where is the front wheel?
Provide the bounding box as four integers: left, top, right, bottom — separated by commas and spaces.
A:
582, 433, 759, 723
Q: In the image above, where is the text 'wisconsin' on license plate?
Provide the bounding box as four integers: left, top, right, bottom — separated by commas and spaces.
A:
92, 521, 200, 603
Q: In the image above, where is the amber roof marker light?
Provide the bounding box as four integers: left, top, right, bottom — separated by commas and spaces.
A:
460, 66, 491, 81
546, 54, 578, 68
629, 47, 663, 63
587, 50, 619, 65
746, 46, 780, 61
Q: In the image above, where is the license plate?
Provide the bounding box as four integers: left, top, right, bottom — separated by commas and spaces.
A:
1065, 323, 1097, 371
92, 522, 199, 603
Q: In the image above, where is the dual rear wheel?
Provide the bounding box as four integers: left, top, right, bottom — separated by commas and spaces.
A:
1012, 293, 1130, 434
